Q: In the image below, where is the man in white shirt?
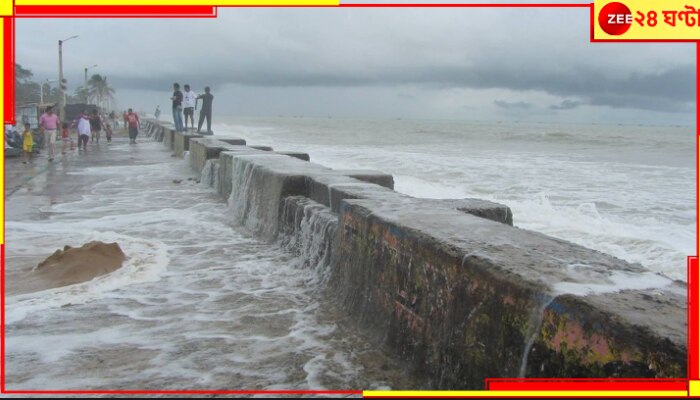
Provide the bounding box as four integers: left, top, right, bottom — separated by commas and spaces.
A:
182, 84, 197, 131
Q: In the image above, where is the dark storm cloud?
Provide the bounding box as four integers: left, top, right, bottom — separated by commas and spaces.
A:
411, 64, 695, 112
109, 61, 695, 114
550, 100, 583, 110
15, 8, 696, 121
494, 100, 532, 110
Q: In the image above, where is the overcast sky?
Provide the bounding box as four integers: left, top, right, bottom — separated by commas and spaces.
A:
15, 4, 697, 126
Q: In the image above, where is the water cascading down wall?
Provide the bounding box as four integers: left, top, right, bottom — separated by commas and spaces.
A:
142, 119, 688, 389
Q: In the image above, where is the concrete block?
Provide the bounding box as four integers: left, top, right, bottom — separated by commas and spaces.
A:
331, 169, 394, 190
163, 128, 175, 150
218, 148, 274, 200
220, 138, 247, 146
274, 152, 311, 162
224, 153, 316, 240
174, 131, 204, 157
307, 173, 405, 214
333, 197, 686, 387
189, 137, 239, 174
433, 198, 513, 226
249, 145, 274, 151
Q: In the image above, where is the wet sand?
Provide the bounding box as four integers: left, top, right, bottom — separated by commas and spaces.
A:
8, 241, 126, 296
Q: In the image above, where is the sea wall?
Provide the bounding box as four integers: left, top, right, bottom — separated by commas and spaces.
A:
142, 119, 687, 388
174, 132, 203, 157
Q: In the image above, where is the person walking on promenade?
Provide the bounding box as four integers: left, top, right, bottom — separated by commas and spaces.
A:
104, 122, 113, 143
182, 84, 197, 131
22, 122, 34, 164
126, 108, 141, 144
109, 110, 118, 129
77, 111, 91, 150
60, 122, 72, 155
90, 109, 103, 144
154, 105, 161, 120
196, 87, 214, 134
171, 83, 184, 132
39, 105, 60, 162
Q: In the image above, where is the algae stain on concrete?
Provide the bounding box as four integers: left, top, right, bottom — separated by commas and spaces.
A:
519, 294, 555, 378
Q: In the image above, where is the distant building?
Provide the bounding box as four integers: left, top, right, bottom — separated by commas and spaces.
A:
16, 103, 43, 129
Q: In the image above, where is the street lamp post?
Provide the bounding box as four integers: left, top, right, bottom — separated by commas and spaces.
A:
84, 64, 98, 103
40, 79, 56, 105
58, 35, 78, 122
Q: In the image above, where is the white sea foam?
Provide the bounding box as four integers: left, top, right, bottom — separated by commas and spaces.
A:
552, 270, 675, 297
213, 117, 694, 282
6, 141, 398, 391
6, 232, 169, 324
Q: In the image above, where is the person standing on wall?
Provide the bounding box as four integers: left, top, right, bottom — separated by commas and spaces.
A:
171, 83, 184, 132
182, 84, 197, 131
39, 105, 60, 162
196, 86, 214, 135
126, 108, 141, 144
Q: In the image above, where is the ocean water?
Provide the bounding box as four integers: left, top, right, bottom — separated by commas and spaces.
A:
215, 117, 695, 281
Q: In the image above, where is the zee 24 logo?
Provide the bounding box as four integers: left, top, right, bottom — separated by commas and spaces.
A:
599, 1, 700, 35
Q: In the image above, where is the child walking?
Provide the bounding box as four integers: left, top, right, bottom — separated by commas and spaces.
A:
61, 122, 72, 154
22, 122, 33, 164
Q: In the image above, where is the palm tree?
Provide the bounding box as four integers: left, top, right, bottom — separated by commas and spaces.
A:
87, 74, 115, 109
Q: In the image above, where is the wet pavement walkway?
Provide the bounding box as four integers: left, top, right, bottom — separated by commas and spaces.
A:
4, 133, 417, 393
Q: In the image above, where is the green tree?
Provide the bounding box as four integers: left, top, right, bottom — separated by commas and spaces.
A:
15, 63, 40, 105
15, 63, 33, 83
87, 74, 116, 109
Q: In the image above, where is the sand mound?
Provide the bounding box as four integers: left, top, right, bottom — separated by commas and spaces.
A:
30, 241, 126, 290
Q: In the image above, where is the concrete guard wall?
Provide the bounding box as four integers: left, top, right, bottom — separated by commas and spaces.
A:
142, 119, 687, 388
174, 131, 204, 157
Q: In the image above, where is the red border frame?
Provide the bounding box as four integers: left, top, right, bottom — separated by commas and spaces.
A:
484, 378, 690, 391
4, 17, 13, 125
14, 5, 217, 17
690, 256, 699, 381
2, 2, 698, 397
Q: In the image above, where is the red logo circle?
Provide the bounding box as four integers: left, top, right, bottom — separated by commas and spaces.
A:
599, 2, 632, 35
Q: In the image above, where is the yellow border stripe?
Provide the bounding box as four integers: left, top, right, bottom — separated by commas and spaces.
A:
0, 0, 11, 16
0, 17, 4, 245
15, 0, 339, 5
692, 379, 700, 396
363, 391, 689, 398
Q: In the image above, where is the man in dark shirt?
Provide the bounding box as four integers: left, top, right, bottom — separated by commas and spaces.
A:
196, 86, 214, 134
89, 109, 104, 143
171, 83, 184, 132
